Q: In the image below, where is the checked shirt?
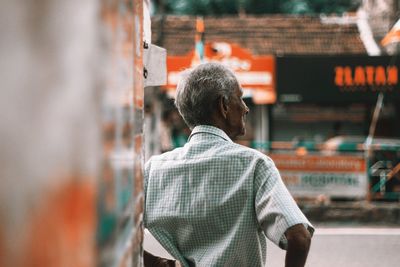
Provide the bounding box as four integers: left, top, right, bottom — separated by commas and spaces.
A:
144, 125, 313, 267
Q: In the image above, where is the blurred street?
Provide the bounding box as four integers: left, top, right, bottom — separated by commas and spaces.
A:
270, 226, 400, 267
144, 226, 400, 267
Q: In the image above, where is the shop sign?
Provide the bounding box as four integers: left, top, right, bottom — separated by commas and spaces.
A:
269, 153, 368, 198
166, 42, 276, 104
276, 55, 400, 103
334, 65, 398, 87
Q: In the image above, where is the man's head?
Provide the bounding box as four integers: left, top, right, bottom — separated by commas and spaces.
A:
175, 62, 249, 139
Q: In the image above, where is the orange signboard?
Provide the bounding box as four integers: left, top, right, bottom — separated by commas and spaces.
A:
166, 42, 276, 104
268, 153, 368, 198
270, 154, 366, 173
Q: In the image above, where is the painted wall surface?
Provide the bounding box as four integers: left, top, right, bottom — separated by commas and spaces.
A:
99, 1, 144, 266
0, 0, 144, 266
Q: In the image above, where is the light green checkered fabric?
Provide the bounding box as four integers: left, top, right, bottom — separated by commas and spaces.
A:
144, 125, 313, 267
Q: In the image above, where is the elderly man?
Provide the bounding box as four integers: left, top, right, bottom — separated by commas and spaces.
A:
144, 62, 314, 267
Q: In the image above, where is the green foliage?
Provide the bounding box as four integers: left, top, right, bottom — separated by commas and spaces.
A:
152, 0, 361, 15
280, 0, 311, 14
154, 0, 240, 15
245, 0, 281, 14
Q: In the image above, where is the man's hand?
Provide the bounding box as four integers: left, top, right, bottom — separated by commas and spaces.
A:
284, 224, 312, 267
144, 250, 176, 267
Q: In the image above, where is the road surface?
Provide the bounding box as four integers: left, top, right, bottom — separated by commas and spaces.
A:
144, 226, 400, 266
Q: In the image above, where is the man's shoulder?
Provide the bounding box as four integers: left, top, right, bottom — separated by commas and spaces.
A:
221, 142, 274, 164
146, 147, 184, 165
225, 141, 259, 155
145, 143, 274, 170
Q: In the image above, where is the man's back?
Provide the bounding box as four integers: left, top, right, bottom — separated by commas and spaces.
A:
145, 126, 312, 267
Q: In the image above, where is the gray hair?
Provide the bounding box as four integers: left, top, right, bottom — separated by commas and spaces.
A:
174, 62, 238, 128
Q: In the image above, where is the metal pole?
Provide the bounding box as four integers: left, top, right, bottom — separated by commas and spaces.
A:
365, 92, 384, 148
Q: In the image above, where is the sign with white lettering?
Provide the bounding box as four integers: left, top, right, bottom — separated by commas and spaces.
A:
276, 55, 400, 103
269, 154, 368, 198
166, 42, 276, 104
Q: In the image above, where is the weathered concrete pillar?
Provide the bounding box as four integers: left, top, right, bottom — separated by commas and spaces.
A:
99, 0, 144, 266
0, 0, 145, 266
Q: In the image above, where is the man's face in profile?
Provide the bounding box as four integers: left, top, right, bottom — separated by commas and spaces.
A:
225, 84, 249, 139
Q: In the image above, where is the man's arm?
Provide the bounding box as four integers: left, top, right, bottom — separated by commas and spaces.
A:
284, 224, 312, 267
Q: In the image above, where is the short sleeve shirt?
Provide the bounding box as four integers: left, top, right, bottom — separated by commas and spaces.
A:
144, 125, 314, 267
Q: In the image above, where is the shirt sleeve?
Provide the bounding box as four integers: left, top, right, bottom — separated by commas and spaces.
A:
143, 158, 152, 228
254, 156, 314, 250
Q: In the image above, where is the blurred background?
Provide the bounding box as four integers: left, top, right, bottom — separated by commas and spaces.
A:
146, 0, 400, 200
1, 0, 399, 266
145, 0, 400, 266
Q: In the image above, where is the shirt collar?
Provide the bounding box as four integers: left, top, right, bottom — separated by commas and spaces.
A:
188, 125, 233, 143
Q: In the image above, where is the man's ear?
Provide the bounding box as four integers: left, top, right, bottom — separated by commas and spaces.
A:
218, 96, 229, 119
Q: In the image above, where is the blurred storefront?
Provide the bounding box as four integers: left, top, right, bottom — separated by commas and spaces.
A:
270, 55, 400, 200
149, 14, 400, 200
150, 14, 371, 147
273, 55, 400, 143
